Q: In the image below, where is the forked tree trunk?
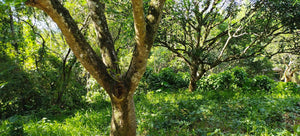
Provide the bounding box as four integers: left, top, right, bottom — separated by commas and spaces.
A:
110, 93, 136, 136
25, 0, 166, 135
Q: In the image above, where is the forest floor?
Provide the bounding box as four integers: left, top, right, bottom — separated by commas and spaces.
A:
1, 89, 300, 135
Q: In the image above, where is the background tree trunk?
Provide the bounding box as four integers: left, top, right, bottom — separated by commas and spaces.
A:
188, 65, 206, 92
188, 66, 198, 92
188, 79, 197, 92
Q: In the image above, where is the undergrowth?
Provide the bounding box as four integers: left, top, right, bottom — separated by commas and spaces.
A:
1, 67, 299, 135
1, 87, 299, 136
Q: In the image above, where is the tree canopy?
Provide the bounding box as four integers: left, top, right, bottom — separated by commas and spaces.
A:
156, 0, 300, 91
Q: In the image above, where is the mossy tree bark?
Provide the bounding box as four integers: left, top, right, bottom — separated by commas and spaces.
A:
25, 0, 166, 135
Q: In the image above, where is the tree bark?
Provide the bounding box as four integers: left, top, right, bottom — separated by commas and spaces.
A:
188, 66, 198, 92
110, 91, 136, 136
86, 0, 120, 73
188, 78, 197, 92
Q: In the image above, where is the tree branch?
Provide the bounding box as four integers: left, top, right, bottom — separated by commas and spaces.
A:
86, 0, 120, 73
26, 0, 116, 94
125, 0, 166, 92
158, 40, 192, 66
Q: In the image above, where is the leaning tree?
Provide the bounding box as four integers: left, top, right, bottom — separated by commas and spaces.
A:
25, 0, 166, 135
157, 0, 300, 91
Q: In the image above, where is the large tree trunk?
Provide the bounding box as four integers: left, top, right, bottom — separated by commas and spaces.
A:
110, 93, 136, 136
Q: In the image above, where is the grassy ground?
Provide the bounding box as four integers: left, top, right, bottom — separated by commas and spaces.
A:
1, 88, 300, 135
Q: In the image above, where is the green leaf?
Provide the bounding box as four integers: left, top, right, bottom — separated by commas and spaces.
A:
0, 82, 8, 89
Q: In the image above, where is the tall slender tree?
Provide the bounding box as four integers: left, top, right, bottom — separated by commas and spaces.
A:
25, 0, 166, 135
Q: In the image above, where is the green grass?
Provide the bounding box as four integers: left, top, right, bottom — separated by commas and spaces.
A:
1, 88, 300, 135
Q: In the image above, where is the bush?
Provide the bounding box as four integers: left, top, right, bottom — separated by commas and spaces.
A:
139, 67, 188, 91
0, 57, 41, 119
158, 68, 188, 89
204, 71, 233, 91
232, 67, 249, 88
5, 115, 27, 136
198, 67, 248, 91
252, 75, 274, 92
273, 82, 300, 94
198, 67, 278, 94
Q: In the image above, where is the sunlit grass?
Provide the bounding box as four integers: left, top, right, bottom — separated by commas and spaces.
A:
23, 109, 111, 136
1, 87, 299, 135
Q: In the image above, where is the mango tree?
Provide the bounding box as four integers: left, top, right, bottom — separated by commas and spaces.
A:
157, 0, 300, 91
25, 0, 166, 135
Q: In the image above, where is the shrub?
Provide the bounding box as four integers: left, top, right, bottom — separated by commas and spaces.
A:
217, 71, 234, 89
158, 68, 188, 89
273, 82, 300, 94
0, 58, 41, 119
198, 67, 246, 91
198, 67, 278, 93
252, 75, 275, 92
232, 67, 249, 88
139, 67, 188, 91
6, 115, 26, 136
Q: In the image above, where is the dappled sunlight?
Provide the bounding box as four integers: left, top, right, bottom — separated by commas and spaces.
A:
21, 109, 111, 135
1, 83, 299, 135
1, 0, 300, 135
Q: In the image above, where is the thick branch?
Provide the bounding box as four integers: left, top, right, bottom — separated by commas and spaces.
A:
132, 0, 146, 46
125, 0, 166, 92
26, 0, 116, 94
86, 0, 119, 73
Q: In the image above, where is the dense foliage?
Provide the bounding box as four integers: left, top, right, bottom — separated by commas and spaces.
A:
139, 67, 189, 91
0, 0, 299, 135
0, 2, 88, 119
198, 67, 276, 92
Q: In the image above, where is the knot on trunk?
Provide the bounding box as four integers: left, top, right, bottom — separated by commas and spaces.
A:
111, 82, 128, 102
